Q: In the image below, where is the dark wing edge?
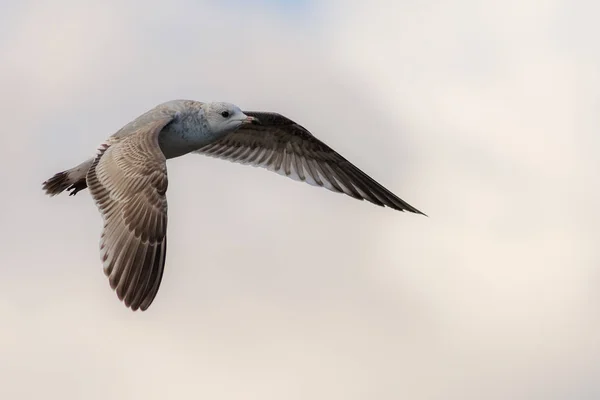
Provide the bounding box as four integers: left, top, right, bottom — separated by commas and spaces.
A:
197, 111, 426, 216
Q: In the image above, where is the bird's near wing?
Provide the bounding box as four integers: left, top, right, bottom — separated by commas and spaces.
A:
195, 111, 424, 214
86, 115, 174, 311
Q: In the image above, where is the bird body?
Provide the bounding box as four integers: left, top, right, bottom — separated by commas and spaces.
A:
43, 99, 424, 311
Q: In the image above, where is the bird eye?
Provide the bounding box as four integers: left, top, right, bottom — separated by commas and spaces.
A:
221, 111, 230, 118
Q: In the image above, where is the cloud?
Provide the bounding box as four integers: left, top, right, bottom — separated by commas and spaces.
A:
1, 0, 599, 399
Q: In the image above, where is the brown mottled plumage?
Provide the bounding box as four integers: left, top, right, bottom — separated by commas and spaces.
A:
43, 100, 255, 311
86, 117, 172, 311
42, 100, 424, 311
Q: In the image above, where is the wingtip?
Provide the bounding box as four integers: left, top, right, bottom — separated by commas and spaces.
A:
412, 208, 428, 217
388, 202, 427, 216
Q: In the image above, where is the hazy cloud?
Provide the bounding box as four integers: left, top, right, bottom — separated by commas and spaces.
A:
1, 1, 598, 399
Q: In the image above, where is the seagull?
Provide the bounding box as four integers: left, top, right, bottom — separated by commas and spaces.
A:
43, 99, 424, 311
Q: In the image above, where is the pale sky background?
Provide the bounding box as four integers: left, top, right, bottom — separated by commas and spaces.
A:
1, 0, 599, 399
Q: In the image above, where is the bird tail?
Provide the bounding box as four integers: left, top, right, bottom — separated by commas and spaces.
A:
42, 158, 95, 196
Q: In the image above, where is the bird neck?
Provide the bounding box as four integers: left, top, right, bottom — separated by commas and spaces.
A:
158, 113, 215, 159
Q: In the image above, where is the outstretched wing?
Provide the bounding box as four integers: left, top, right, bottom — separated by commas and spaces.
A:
86, 115, 174, 311
195, 111, 424, 214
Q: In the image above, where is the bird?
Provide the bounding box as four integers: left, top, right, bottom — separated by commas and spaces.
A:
42, 99, 425, 311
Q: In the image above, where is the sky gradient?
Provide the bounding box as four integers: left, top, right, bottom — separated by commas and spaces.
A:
1, 0, 599, 399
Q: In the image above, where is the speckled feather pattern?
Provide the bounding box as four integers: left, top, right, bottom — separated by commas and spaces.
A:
42, 99, 424, 311
87, 117, 172, 311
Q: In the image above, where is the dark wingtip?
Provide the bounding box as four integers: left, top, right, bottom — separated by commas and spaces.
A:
408, 206, 427, 217
394, 205, 427, 217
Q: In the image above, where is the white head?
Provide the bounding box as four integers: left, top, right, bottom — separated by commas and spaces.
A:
203, 102, 258, 135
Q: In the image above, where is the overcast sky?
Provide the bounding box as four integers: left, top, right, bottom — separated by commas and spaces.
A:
1, 0, 599, 399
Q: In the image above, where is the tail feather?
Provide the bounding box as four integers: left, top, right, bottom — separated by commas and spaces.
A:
42, 158, 94, 196
43, 171, 73, 196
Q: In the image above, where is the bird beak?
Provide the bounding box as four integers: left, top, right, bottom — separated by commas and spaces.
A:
242, 115, 261, 125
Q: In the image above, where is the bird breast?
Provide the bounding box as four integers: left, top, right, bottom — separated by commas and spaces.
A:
157, 116, 213, 159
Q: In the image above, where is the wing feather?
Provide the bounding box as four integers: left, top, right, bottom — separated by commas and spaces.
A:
87, 115, 174, 311
195, 112, 424, 214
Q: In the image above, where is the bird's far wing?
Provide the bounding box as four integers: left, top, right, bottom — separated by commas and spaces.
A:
195, 111, 424, 214
86, 115, 174, 311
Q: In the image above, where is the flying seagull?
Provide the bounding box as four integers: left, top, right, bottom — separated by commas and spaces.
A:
43, 99, 424, 311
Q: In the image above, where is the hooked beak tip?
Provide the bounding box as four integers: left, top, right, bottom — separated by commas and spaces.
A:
243, 116, 261, 125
